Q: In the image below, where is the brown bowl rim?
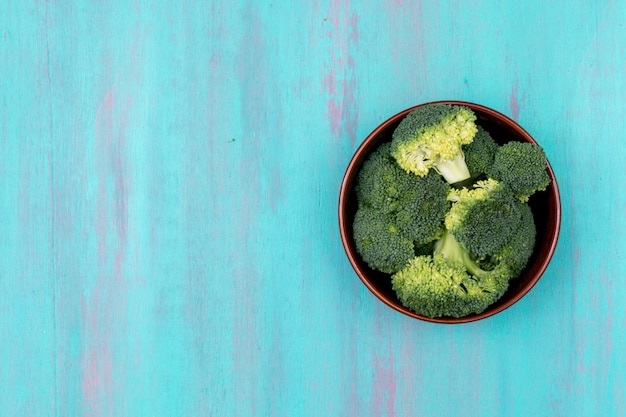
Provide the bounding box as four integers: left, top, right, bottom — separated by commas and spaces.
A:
338, 100, 562, 324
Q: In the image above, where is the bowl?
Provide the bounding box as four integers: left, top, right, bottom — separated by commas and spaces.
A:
338, 100, 561, 324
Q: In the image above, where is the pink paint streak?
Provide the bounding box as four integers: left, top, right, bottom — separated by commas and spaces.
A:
598, 266, 615, 390
231, 267, 259, 416
81, 86, 130, 417
364, 304, 396, 417
372, 345, 396, 416
230, 4, 267, 415
324, 73, 336, 95
268, 166, 283, 212
324, 0, 359, 148
372, 304, 396, 417
510, 81, 521, 121
94, 88, 130, 279
397, 321, 420, 416
80, 294, 114, 417
342, 321, 362, 417
386, 0, 426, 91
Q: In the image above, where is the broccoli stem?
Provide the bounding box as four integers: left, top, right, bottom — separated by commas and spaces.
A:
434, 231, 485, 278
434, 154, 471, 184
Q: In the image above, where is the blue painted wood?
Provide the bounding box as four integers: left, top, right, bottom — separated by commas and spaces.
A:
1, 0, 625, 416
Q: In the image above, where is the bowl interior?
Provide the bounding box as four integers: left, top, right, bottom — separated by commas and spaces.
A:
339, 101, 561, 323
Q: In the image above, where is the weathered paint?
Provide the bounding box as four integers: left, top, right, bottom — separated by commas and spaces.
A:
1, 0, 625, 416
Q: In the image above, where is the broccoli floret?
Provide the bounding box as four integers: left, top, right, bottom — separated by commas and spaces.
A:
355, 143, 450, 246
394, 170, 450, 245
392, 255, 482, 318
481, 202, 536, 277
392, 231, 511, 318
489, 141, 551, 202
352, 207, 414, 274
463, 125, 498, 179
434, 230, 511, 301
355, 143, 404, 213
390, 104, 478, 184
445, 179, 522, 258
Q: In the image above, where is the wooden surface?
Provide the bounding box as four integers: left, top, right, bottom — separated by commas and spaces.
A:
1, 1, 624, 416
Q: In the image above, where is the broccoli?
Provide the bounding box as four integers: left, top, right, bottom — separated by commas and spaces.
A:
355, 143, 405, 214
352, 207, 415, 274
481, 202, 536, 277
393, 170, 450, 245
434, 229, 511, 300
392, 231, 511, 318
392, 254, 480, 318
390, 104, 478, 184
489, 141, 551, 202
463, 125, 498, 179
355, 142, 450, 248
445, 179, 522, 258
351, 112, 550, 316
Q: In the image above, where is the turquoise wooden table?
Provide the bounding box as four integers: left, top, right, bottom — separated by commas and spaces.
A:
2, 1, 624, 416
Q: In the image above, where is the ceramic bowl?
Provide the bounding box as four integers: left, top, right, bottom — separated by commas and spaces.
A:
338, 101, 561, 323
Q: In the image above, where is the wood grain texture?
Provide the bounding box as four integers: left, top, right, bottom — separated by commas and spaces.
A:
1, 0, 625, 416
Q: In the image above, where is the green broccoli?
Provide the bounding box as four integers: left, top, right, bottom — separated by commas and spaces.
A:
481, 202, 536, 277
393, 170, 450, 245
434, 230, 511, 300
355, 142, 450, 247
463, 125, 498, 179
489, 141, 551, 202
445, 179, 522, 258
392, 254, 479, 318
355, 143, 405, 213
352, 118, 548, 317
390, 104, 478, 184
392, 231, 511, 318
352, 207, 415, 274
